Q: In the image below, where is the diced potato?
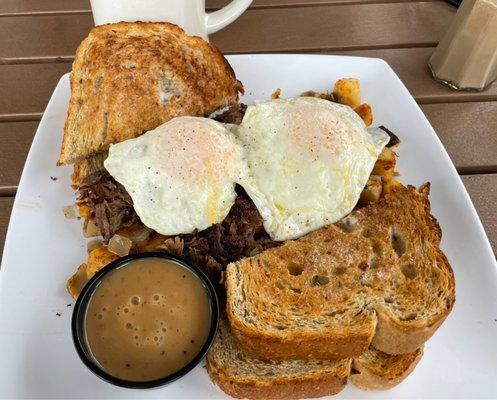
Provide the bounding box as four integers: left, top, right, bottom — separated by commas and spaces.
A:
107, 234, 133, 257
86, 245, 119, 279
359, 177, 382, 206
87, 238, 103, 253
382, 176, 403, 195
62, 205, 76, 219
117, 223, 152, 245
67, 263, 88, 299
372, 147, 397, 179
76, 204, 90, 218
333, 78, 361, 108
354, 103, 373, 126
83, 218, 100, 237
136, 233, 169, 252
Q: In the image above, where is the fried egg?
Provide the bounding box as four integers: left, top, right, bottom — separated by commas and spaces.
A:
236, 97, 389, 241
104, 117, 244, 235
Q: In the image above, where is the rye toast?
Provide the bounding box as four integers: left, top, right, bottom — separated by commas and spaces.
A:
206, 316, 423, 399
58, 22, 243, 165
226, 184, 455, 360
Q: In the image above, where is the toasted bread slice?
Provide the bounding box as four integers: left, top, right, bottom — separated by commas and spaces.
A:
226, 184, 454, 360
350, 346, 423, 391
206, 317, 423, 399
71, 153, 107, 189
58, 22, 243, 165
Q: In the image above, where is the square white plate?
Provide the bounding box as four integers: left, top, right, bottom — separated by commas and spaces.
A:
1, 55, 496, 399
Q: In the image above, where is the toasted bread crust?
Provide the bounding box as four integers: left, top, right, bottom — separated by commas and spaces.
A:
71, 153, 107, 188
371, 191, 455, 355
350, 347, 423, 390
59, 22, 243, 165
206, 316, 422, 399
372, 301, 449, 355
207, 359, 348, 400
227, 185, 455, 360
227, 310, 375, 361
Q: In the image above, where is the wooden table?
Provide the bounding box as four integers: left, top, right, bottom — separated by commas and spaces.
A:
1, 0, 496, 260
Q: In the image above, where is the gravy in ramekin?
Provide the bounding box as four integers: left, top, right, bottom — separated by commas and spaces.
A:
84, 257, 212, 382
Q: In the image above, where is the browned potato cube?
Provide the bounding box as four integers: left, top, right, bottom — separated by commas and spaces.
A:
76, 204, 90, 218
333, 78, 361, 108
86, 245, 118, 279
354, 103, 373, 126
271, 88, 281, 99
359, 177, 382, 206
382, 177, 404, 195
372, 147, 397, 179
67, 263, 88, 299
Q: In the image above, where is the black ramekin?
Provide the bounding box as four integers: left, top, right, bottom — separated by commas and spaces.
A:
72, 252, 219, 389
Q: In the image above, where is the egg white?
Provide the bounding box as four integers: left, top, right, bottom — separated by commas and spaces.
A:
236, 97, 389, 241
104, 116, 245, 235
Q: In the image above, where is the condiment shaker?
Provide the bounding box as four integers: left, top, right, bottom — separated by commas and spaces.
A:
429, 0, 497, 91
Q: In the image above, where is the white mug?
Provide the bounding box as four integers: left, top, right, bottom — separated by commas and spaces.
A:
90, 0, 252, 40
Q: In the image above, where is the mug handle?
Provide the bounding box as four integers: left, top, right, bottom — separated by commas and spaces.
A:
205, 0, 252, 35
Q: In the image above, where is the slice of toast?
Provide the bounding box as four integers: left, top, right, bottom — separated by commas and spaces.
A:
226, 184, 455, 360
71, 153, 107, 189
58, 22, 243, 165
349, 346, 423, 391
206, 317, 423, 399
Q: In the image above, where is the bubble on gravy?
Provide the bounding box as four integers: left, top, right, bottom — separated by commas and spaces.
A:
85, 258, 212, 382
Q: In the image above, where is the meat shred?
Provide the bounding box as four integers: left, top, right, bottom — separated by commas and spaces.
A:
212, 104, 247, 125
78, 175, 277, 282
153, 194, 278, 283
77, 173, 137, 243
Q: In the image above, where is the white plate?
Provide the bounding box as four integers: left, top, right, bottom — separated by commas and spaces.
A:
1, 55, 496, 399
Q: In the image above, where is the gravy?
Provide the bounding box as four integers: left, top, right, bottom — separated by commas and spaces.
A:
85, 257, 212, 382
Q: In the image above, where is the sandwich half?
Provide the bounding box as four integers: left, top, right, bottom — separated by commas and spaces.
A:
58, 22, 243, 165
60, 22, 244, 242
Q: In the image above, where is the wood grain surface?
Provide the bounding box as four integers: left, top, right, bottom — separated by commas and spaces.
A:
462, 174, 497, 252
0, 3, 454, 61
331, 48, 497, 103
420, 103, 497, 174
0, 122, 38, 193
211, 2, 453, 52
0, 198, 14, 260
0, 0, 90, 15
0, 0, 439, 15
0, 0, 496, 257
0, 63, 70, 120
